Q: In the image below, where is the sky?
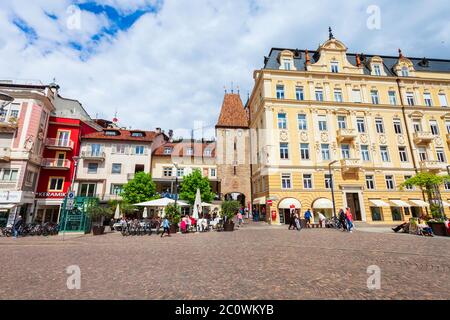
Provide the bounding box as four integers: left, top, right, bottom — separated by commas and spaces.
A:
0, 0, 449, 139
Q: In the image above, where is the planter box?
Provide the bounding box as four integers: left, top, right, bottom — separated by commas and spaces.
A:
223, 222, 235, 232
92, 226, 105, 236
169, 224, 178, 234
427, 222, 448, 237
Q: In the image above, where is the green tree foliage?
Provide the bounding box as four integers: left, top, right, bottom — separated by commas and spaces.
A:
86, 206, 113, 226
121, 172, 157, 204
179, 169, 214, 204
165, 203, 181, 224
221, 200, 241, 221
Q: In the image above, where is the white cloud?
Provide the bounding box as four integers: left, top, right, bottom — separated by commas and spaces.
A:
0, 0, 449, 137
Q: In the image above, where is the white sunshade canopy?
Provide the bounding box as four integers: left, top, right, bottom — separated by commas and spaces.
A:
201, 202, 213, 207
313, 198, 333, 209
369, 199, 390, 207
440, 201, 450, 207
390, 200, 411, 207
0, 204, 17, 210
134, 198, 189, 207
278, 198, 301, 209
409, 199, 430, 208
253, 196, 266, 204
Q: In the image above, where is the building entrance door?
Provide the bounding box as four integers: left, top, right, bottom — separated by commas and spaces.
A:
346, 193, 362, 221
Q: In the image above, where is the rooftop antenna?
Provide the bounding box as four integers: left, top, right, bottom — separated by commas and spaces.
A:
224, 85, 227, 94
231, 82, 234, 94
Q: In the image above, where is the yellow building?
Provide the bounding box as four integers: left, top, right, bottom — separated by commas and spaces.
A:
248, 33, 450, 225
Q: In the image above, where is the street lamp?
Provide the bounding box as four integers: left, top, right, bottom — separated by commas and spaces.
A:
328, 160, 339, 219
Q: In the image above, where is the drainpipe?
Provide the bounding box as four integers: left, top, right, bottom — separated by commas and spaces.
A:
396, 78, 429, 214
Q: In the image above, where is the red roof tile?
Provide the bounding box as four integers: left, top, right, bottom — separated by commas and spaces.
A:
82, 129, 157, 142
216, 93, 249, 128
153, 141, 216, 157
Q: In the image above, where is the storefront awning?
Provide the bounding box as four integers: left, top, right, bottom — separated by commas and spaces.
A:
253, 196, 266, 204
313, 198, 333, 209
390, 200, 411, 207
369, 199, 390, 207
278, 198, 301, 209
441, 201, 450, 207
0, 204, 17, 211
409, 199, 429, 207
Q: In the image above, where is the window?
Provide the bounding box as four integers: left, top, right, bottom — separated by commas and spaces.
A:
25, 170, 36, 186
337, 116, 347, 129
284, 60, 291, 71
133, 145, 144, 155
446, 121, 450, 134
356, 117, 366, 133
204, 149, 212, 157
406, 92, 415, 106
401, 66, 409, 77
298, 114, 307, 130
373, 65, 382, 76
186, 147, 193, 156
371, 90, 379, 105
439, 94, 448, 107
334, 89, 343, 103
87, 163, 98, 174
436, 148, 446, 163
90, 144, 101, 156
163, 167, 173, 177
318, 115, 328, 131
341, 144, 350, 159
315, 89, 324, 102
418, 147, 427, 161
135, 164, 144, 173
111, 184, 124, 195
385, 175, 395, 190
300, 143, 310, 160
105, 130, 119, 136
131, 132, 144, 137
280, 143, 289, 159
321, 144, 330, 161
324, 174, 332, 189
176, 167, 184, 177
49, 177, 64, 191
9, 106, 20, 119
445, 181, 450, 191
278, 113, 287, 129
114, 144, 127, 154
371, 207, 383, 221
276, 85, 285, 99
1, 169, 18, 181
331, 61, 339, 73
375, 118, 384, 133
210, 168, 216, 177
303, 174, 313, 189
366, 175, 375, 190
352, 89, 362, 103
111, 163, 122, 174
295, 87, 304, 101
430, 121, 439, 135
361, 145, 370, 161
404, 176, 413, 190
79, 183, 96, 197
380, 146, 390, 162
413, 120, 422, 133
393, 119, 402, 134
388, 91, 397, 105
163, 147, 172, 155
398, 147, 408, 162
423, 93, 433, 107
281, 173, 292, 189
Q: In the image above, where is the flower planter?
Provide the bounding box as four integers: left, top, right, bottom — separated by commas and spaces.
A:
169, 224, 178, 234
427, 222, 448, 237
92, 226, 105, 236
223, 222, 235, 232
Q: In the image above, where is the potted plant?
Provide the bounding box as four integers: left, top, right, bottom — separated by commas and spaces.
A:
165, 203, 181, 234
427, 218, 448, 237
87, 206, 113, 236
221, 200, 240, 232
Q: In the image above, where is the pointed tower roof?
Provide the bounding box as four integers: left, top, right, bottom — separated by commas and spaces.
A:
216, 93, 249, 129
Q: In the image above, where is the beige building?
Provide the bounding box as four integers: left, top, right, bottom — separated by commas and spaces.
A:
247, 33, 450, 225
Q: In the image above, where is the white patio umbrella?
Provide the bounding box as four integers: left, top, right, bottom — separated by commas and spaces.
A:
134, 198, 189, 207
192, 189, 202, 219
142, 207, 148, 219
114, 203, 121, 219
201, 202, 213, 207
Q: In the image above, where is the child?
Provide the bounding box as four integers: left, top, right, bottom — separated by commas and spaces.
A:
237, 212, 243, 226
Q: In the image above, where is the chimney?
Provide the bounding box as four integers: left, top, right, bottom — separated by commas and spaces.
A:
398, 49, 404, 59
156, 128, 161, 134
305, 49, 311, 67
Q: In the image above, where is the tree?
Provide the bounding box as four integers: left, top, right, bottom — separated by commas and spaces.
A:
221, 200, 241, 223
165, 203, 181, 225
401, 172, 450, 219
121, 172, 157, 204
86, 206, 113, 227
179, 170, 214, 205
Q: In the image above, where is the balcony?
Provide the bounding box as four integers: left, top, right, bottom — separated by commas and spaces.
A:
0, 119, 18, 132
41, 158, 71, 170
340, 158, 362, 172
81, 151, 106, 161
45, 138, 74, 150
336, 128, 357, 142
0, 148, 11, 161
419, 160, 445, 172
413, 131, 435, 145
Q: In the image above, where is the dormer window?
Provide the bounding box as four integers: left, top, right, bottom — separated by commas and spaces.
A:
104, 130, 119, 136
331, 61, 339, 73
401, 66, 409, 77
131, 131, 145, 137
373, 65, 382, 76
163, 147, 172, 155
283, 60, 292, 71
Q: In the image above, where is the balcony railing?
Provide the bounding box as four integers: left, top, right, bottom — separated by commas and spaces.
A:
0, 180, 17, 189
340, 158, 362, 172
45, 138, 74, 150
336, 128, 357, 142
81, 151, 106, 161
0, 147, 11, 161
413, 131, 435, 145
41, 158, 71, 170
419, 160, 445, 172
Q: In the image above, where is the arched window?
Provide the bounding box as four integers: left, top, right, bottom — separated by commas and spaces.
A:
401, 66, 409, 77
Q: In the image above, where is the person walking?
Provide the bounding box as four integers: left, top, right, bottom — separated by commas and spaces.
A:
338, 209, 347, 231
345, 207, 354, 233
304, 209, 312, 228
161, 217, 171, 238
13, 215, 23, 238
288, 209, 296, 230
237, 211, 243, 227
294, 210, 301, 231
